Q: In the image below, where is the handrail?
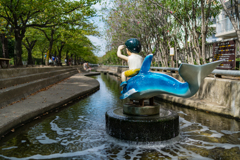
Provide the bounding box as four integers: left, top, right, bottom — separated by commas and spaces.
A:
89, 64, 99, 67
211, 69, 240, 76
101, 65, 128, 68
151, 67, 178, 71
99, 65, 240, 77
151, 67, 240, 76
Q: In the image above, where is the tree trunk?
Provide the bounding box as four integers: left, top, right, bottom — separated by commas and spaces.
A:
201, 33, 206, 64
185, 49, 190, 64
184, 26, 188, 64
188, 36, 194, 64
46, 29, 55, 66
237, 29, 240, 42
27, 49, 33, 65
14, 36, 23, 66
220, 0, 240, 42
66, 51, 69, 66
201, 0, 206, 64
42, 51, 44, 65
74, 54, 76, 65
58, 44, 64, 66
189, 48, 194, 64
1, 34, 9, 58
175, 45, 178, 68
23, 40, 37, 66
59, 52, 62, 66
46, 41, 53, 66
70, 54, 73, 65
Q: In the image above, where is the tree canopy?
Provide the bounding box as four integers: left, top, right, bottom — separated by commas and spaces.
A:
0, 0, 100, 66
101, 0, 222, 67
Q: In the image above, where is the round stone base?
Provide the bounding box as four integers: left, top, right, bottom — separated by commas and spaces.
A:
106, 108, 179, 142
123, 103, 160, 116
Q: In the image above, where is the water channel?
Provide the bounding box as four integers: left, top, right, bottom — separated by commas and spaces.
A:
0, 73, 240, 159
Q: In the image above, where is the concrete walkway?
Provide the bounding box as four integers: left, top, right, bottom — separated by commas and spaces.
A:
0, 72, 100, 138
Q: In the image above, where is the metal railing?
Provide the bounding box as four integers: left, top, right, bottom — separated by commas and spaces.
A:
89, 64, 99, 67
150, 67, 240, 77
151, 67, 178, 72
211, 69, 240, 76
99, 65, 240, 77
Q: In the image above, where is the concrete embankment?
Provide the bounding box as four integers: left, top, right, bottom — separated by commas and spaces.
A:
0, 66, 79, 108
97, 66, 240, 119
0, 66, 100, 138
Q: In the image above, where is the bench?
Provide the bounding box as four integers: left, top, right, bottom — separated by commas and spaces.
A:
0, 58, 11, 68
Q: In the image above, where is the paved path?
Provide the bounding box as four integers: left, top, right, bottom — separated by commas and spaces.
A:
0, 72, 100, 138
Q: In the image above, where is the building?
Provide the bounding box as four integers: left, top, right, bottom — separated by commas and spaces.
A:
207, 0, 240, 70
215, 0, 240, 39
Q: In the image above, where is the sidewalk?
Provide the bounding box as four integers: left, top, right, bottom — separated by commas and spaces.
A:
0, 72, 100, 138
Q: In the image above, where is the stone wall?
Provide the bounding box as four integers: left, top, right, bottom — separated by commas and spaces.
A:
165, 73, 240, 118
0, 66, 79, 108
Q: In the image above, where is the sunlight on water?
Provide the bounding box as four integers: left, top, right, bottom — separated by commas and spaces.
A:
0, 73, 240, 159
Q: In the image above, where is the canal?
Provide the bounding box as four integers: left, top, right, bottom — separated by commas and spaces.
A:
0, 73, 240, 159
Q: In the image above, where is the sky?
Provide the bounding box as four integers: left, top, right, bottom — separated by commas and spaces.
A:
87, 2, 109, 57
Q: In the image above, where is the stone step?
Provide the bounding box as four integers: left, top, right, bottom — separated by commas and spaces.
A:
0, 68, 76, 89
0, 66, 75, 79
0, 70, 78, 108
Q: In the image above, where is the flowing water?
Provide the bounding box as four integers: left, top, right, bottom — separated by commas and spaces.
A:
0, 74, 240, 160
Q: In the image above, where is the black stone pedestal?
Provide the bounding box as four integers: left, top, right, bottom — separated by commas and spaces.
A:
106, 108, 179, 142
123, 103, 160, 116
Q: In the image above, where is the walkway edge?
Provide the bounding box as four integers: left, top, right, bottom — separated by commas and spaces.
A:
0, 72, 100, 139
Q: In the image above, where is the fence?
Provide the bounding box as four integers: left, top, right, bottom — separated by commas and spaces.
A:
101, 65, 240, 77
150, 66, 240, 77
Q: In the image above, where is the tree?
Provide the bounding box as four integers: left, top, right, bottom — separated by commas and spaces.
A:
98, 49, 121, 65
34, 36, 49, 65
0, 0, 98, 66
103, 0, 221, 66
22, 28, 42, 65
0, 17, 13, 58
37, 27, 59, 65
150, 0, 221, 64
220, 0, 240, 41
0, 37, 14, 59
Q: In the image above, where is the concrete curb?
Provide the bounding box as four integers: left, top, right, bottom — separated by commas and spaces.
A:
0, 72, 100, 138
